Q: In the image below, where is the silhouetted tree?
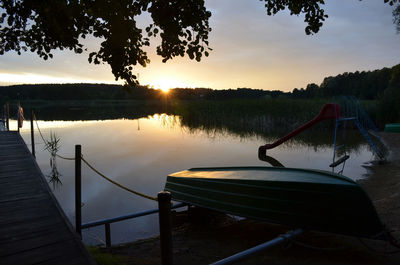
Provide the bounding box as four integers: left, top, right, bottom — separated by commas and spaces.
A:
305, 83, 319, 98
394, 4, 400, 32
2, 0, 397, 85
379, 64, 400, 122
0, 0, 212, 85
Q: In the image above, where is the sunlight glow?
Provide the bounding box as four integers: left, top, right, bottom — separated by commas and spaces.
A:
160, 87, 170, 93
149, 78, 191, 93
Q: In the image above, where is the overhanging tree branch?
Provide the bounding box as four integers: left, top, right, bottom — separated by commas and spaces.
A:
0, 0, 398, 85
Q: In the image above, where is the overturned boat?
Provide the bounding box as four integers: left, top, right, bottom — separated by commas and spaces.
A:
165, 166, 385, 239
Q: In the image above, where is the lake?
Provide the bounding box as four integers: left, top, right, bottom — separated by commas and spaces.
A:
14, 108, 374, 245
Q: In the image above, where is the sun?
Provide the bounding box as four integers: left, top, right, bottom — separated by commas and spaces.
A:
150, 79, 176, 93
147, 77, 196, 93
159, 86, 170, 93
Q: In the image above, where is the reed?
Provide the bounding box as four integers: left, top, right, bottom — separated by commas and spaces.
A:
44, 132, 62, 188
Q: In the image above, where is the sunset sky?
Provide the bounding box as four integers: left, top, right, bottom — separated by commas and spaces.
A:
0, 0, 399, 92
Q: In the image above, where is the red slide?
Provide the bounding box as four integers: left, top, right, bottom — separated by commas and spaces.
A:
258, 103, 342, 156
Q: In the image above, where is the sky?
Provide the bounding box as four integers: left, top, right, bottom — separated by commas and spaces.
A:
0, 0, 399, 92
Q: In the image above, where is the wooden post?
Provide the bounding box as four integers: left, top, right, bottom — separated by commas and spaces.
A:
75, 145, 82, 237
30, 110, 35, 158
6, 102, 9, 131
105, 223, 111, 248
158, 191, 173, 265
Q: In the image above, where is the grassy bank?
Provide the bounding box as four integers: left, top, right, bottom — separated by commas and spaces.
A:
86, 246, 128, 265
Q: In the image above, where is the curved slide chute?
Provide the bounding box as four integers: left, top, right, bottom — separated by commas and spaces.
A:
258, 103, 341, 156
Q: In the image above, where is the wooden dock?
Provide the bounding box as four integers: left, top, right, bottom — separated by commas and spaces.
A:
0, 131, 96, 265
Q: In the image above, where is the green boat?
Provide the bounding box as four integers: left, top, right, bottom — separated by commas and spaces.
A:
384, 123, 400, 133
165, 166, 385, 239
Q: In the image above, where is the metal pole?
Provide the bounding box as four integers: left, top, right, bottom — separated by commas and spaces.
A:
30, 110, 35, 158
158, 191, 173, 265
105, 223, 111, 248
17, 102, 20, 133
6, 102, 9, 131
210, 229, 304, 265
2, 104, 4, 128
75, 145, 82, 237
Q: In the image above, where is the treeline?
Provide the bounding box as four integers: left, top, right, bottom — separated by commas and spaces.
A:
1, 64, 398, 102
0, 64, 399, 123
0, 83, 286, 101
292, 65, 396, 100
168, 87, 286, 100
0, 83, 166, 101
172, 65, 399, 100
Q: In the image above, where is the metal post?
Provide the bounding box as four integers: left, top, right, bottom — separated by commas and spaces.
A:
75, 145, 82, 237
105, 223, 111, 248
17, 102, 20, 133
158, 191, 173, 265
210, 229, 304, 265
2, 104, 4, 128
30, 110, 35, 158
6, 102, 9, 131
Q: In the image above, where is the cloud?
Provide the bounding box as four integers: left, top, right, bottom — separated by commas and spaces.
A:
0, 0, 399, 91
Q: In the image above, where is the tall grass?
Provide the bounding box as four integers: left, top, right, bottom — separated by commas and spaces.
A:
172, 98, 327, 122
167, 98, 367, 150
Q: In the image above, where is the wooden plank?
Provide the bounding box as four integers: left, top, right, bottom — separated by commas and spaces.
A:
0, 165, 37, 174
0, 239, 89, 265
0, 193, 48, 204
0, 131, 96, 265
0, 188, 49, 203
0, 158, 34, 165
0, 225, 76, 256
0, 174, 38, 184
0, 168, 38, 176
0, 196, 52, 214
0, 204, 57, 226
0, 216, 64, 241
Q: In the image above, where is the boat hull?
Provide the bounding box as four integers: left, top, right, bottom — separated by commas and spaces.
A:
385, 123, 400, 133
165, 167, 384, 238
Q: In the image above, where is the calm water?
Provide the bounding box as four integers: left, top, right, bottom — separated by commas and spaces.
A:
16, 114, 374, 245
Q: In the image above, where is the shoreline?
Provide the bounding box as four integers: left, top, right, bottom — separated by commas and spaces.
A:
91, 133, 400, 264
358, 132, 400, 244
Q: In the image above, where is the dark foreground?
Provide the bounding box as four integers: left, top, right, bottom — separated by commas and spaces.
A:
94, 133, 400, 265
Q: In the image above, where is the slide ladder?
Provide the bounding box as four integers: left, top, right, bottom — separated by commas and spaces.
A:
258, 97, 387, 169
337, 96, 387, 160
330, 115, 353, 174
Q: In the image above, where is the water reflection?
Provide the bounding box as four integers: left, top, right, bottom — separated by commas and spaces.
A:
16, 112, 374, 245
258, 153, 285, 167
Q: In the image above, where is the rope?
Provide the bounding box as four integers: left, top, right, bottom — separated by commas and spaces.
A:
56, 154, 75, 160
81, 156, 158, 202
33, 113, 47, 144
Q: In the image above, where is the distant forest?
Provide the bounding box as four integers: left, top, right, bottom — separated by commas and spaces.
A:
1, 64, 399, 124
1, 64, 398, 102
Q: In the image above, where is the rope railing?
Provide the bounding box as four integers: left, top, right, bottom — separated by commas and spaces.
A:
56, 154, 76, 160
81, 156, 158, 201
32, 111, 158, 201
30, 109, 176, 256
